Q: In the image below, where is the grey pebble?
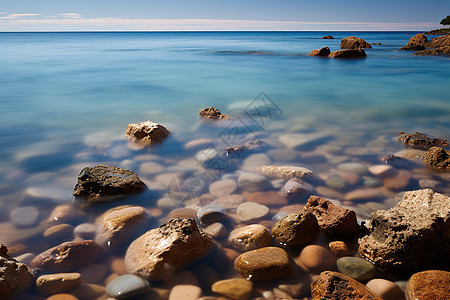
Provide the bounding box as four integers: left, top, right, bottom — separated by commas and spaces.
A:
10, 206, 39, 227
106, 274, 151, 299
73, 223, 96, 240
336, 256, 377, 282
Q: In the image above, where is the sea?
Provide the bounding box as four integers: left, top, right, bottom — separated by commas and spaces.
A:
0, 31, 449, 298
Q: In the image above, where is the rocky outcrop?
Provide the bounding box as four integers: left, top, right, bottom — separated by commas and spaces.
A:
199, 107, 230, 120
124, 218, 215, 280
311, 271, 382, 299
272, 211, 320, 247
125, 120, 170, 144
397, 131, 448, 149
425, 28, 450, 35
422, 146, 450, 170
340, 36, 372, 49
95, 205, 150, 249
414, 34, 450, 56
322, 35, 335, 39
400, 33, 428, 50
0, 244, 34, 299
329, 49, 367, 58
308, 47, 331, 56
73, 165, 146, 203
358, 189, 450, 272
31, 240, 105, 272
304, 195, 360, 239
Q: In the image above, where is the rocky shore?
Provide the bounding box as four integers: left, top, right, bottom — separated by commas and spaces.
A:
1, 112, 449, 299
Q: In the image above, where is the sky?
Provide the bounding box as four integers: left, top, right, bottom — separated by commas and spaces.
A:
1, 0, 449, 31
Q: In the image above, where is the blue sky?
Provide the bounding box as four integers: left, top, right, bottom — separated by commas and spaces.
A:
1, 0, 449, 31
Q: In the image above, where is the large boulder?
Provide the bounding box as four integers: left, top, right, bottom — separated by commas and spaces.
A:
308, 47, 331, 56
422, 146, 450, 170
125, 120, 170, 144
124, 218, 215, 280
340, 36, 372, 49
358, 189, 450, 272
0, 244, 34, 299
329, 49, 367, 58
199, 107, 230, 120
400, 33, 428, 50
73, 165, 146, 203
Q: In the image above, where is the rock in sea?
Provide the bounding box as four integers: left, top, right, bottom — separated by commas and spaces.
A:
199, 107, 230, 120
308, 47, 331, 56
125, 120, 170, 144
397, 131, 448, 148
358, 188, 450, 272
400, 33, 428, 50
422, 146, 450, 170
329, 49, 367, 58
0, 244, 34, 299
125, 218, 215, 280
340, 36, 372, 49
271, 211, 319, 248
73, 165, 146, 203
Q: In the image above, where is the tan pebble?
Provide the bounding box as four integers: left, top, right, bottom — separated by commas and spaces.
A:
345, 188, 384, 201
236, 202, 269, 223
296, 244, 337, 273
184, 138, 214, 150
209, 179, 237, 197
328, 241, 353, 257
146, 207, 163, 218
245, 191, 288, 206
47, 205, 78, 223
368, 165, 397, 178
169, 284, 202, 300
278, 204, 304, 213
36, 273, 82, 296
366, 278, 405, 300
78, 264, 107, 283
383, 170, 411, 191
213, 194, 244, 210
46, 294, 80, 300
110, 257, 127, 275
212, 278, 253, 300
70, 283, 105, 299
204, 222, 228, 239
43, 224, 74, 240
168, 208, 197, 219
139, 161, 164, 175
257, 165, 313, 180
228, 224, 272, 252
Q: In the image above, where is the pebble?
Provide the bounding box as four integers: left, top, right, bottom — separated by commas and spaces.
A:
366, 278, 406, 300
234, 247, 294, 281
157, 196, 179, 209
406, 270, 450, 300
105, 274, 151, 299
363, 176, 383, 188
10, 206, 40, 227
168, 207, 197, 219
257, 165, 313, 180
418, 179, 440, 189
326, 175, 347, 191
46, 294, 80, 300
195, 148, 219, 165
242, 153, 271, 172
184, 138, 214, 151
43, 224, 74, 241
368, 165, 397, 178
110, 257, 128, 275
14, 252, 35, 265
211, 278, 253, 300
237, 173, 272, 192
197, 204, 227, 226
228, 224, 273, 252
70, 283, 105, 299
213, 194, 244, 210
139, 161, 164, 175
78, 264, 108, 283
204, 222, 228, 239
344, 188, 384, 201
277, 273, 312, 298
73, 223, 96, 240
336, 257, 377, 282
279, 132, 331, 150
383, 170, 411, 191
296, 245, 337, 273
328, 241, 353, 257
267, 149, 299, 162
337, 162, 369, 175
47, 204, 78, 223
394, 149, 425, 159
271, 211, 319, 247
36, 273, 82, 296
245, 191, 288, 206
336, 170, 361, 185
169, 284, 202, 300
280, 178, 313, 200
209, 179, 237, 197
236, 202, 269, 223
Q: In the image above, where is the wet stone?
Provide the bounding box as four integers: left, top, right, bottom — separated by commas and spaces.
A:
10, 206, 39, 228
336, 257, 377, 282
422, 146, 450, 170
257, 165, 313, 180
280, 178, 313, 201
383, 170, 411, 191
368, 165, 397, 178
366, 278, 406, 300
204, 222, 228, 239
326, 175, 347, 191
406, 270, 450, 300
125, 120, 170, 144
47, 204, 78, 224
245, 191, 288, 206
211, 278, 253, 300
345, 188, 384, 201
237, 173, 272, 192
419, 178, 440, 189
271, 211, 319, 248
209, 179, 237, 198
296, 245, 337, 273
46, 294, 80, 300
397, 131, 449, 149
106, 274, 151, 299
213, 194, 244, 210
139, 161, 164, 176
36, 273, 82, 296
169, 284, 202, 300
14, 252, 35, 265
236, 202, 269, 223
328, 241, 353, 257
242, 154, 271, 172
234, 247, 294, 281
73, 223, 96, 240
43, 224, 74, 241
337, 162, 369, 175
197, 204, 228, 226
267, 149, 299, 162
228, 224, 273, 252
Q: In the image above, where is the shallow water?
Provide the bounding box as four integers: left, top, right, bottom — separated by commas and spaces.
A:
0, 31, 449, 299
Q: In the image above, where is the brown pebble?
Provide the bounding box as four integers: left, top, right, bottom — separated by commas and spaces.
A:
366, 278, 406, 300
383, 170, 411, 191
328, 241, 353, 257
345, 188, 384, 201
211, 278, 253, 300
169, 284, 202, 300
47, 205, 78, 223
228, 224, 272, 252
36, 273, 82, 296
46, 294, 80, 300
168, 208, 197, 219
296, 244, 336, 273
245, 191, 288, 206
43, 224, 74, 240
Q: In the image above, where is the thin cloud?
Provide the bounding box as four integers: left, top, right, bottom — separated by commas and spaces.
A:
58, 13, 82, 19
0, 13, 40, 20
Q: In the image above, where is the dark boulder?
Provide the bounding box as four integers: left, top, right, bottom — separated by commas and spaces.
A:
397, 131, 449, 149
340, 36, 372, 49
322, 35, 335, 39
400, 33, 428, 50
422, 146, 450, 170
199, 107, 230, 120
308, 47, 331, 56
329, 49, 367, 58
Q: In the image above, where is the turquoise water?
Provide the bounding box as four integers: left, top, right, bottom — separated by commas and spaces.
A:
0, 31, 449, 297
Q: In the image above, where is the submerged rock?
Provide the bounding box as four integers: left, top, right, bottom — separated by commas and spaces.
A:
280, 178, 313, 201
311, 271, 382, 299
400, 33, 428, 50
36, 273, 82, 296
304, 195, 360, 239
125, 218, 215, 280
228, 224, 273, 252
308, 47, 331, 56
329, 49, 367, 58
257, 165, 313, 180
271, 211, 319, 247
422, 146, 450, 170
126, 120, 170, 144
397, 131, 448, 149
211, 278, 253, 300
340, 36, 372, 49
199, 107, 230, 120
358, 189, 450, 272
73, 165, 146, 203
0, 244, 34, 299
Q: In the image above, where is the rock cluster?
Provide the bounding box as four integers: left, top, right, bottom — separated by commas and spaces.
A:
400, 33, 450, 56
199, 107, 230, 120
125, 120, 170, 144
73, 165, 146, 203
340, 36, 372, 49
400, 33, 429, 50
125, 218, 215, 280
397, 131, 448, 148
358, 189, 450, 272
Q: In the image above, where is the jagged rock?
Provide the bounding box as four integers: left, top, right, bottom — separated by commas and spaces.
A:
423, 147, 450, 170
304, 195, 360, 239
125, 120, 170, 144
125, 218, 215, 280
358, 189, 450, 272
0, 244, 34, 299
397, 131, 448, 149
308, 47, 331, 56
400, 33, 428, 50
271, 211, 320, 247
199, 107, 230, 120
73, 165, 146, 203
414, 34, 450, 56
406, 270, 450, 300
311, 271, 382, 299
340, 36, 372, 49
225, 140, 263, 156
329, 49, 367, 58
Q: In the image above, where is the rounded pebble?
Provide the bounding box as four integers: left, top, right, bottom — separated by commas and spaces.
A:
46, 294, 79, 300
337, 162, 369, 175
245, 191, 288, 206
236, 202, 269, 223
366, 278, 406, 300
204, 222, 228, 239
228, 224, 272, 252
10, 206, 40, 227
237, 173, 272, 192
43, 224, 74, 240
36, 273, 82, 296
47, 205, 78, 223
169, 284, 202, 300
197, 204, 227, 226
211, 278, 253, 300
106, 274, 151, 299
336, 257, 377, 282
296, 245, 337, 273
73, 223, 96, 240
209, 179, 237, 198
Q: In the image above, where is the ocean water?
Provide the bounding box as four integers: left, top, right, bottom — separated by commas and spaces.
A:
0, 31, 449, 298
